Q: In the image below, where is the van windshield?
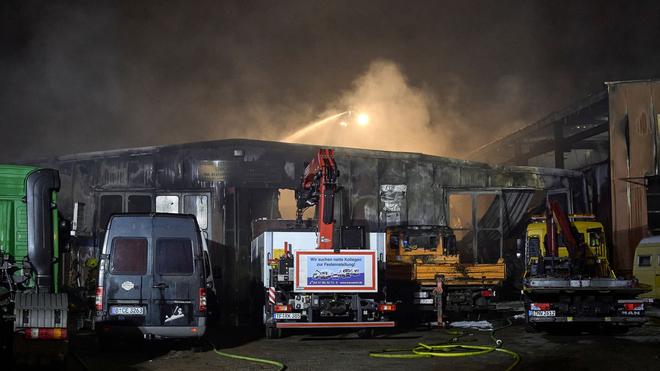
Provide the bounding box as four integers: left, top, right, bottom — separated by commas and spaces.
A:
111, 238, 148, 275
156, 238, 194, 275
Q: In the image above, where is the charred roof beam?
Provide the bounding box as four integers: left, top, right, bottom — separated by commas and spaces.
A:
468, 89, 608, 163
507, 122, 610, 166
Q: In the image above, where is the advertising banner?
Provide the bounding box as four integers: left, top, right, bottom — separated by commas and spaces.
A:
294, 250, 377, 293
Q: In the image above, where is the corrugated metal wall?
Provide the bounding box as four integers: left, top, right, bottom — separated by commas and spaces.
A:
608, 80, 660, 274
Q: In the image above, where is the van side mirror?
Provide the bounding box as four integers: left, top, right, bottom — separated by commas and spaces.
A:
516, 238, 523, 259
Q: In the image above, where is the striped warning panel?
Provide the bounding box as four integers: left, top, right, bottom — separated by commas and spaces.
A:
268, 287, 276, 304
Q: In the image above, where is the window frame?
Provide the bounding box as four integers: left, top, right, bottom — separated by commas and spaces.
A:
155, 192, 212, 237
154, 237, 195, 276
156, 195, 180, 214
183, 194, 209, 230
127, 194, 154, 213
448, 190, 503, 263
638, 255, 652, 267
99, 194, 124, 231
110, 237, 148, 275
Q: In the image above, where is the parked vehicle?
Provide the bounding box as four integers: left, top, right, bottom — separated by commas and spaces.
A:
522, 201, 650, 332
95, 213, 215, 340
633, 236, 660, 300
0, 165, 68, 363
250, 149, 394, 339
385, 225, 505, 324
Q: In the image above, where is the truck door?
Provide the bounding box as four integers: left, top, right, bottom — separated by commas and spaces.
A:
150, 221, 199, 327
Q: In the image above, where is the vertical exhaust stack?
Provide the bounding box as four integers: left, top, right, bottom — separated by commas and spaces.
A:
26, 168, 60, 293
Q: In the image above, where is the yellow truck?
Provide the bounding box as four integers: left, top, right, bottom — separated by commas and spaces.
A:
633, 236, 660, 300
385, 225, 505, 323
522, 201, 650, 331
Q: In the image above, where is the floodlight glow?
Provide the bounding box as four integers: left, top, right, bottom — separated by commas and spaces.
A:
357, 113, 369, 126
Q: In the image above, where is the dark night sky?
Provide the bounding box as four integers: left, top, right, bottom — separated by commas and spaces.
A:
1, 0, 660, 161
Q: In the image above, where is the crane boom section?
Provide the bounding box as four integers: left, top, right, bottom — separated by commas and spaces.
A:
296, 149, 338, 249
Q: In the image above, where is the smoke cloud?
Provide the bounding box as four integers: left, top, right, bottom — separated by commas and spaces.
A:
1, 1, 660, 163
282, 60, 461, 156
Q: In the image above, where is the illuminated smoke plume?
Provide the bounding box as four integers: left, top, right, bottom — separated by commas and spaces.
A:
282, 60, 462, 157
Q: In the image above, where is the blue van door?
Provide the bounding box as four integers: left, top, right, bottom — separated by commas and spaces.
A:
150, 218, 202, 327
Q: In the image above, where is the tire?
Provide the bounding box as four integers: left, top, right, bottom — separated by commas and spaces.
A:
190, 338, 207, 352
265, 326, 281, 339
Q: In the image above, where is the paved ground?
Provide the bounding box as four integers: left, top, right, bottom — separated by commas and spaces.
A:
61, 315, 660, 371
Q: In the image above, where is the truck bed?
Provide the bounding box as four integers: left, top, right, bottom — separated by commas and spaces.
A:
524, 277, 650, 295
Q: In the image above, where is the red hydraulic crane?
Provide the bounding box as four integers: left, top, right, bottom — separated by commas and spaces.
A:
545, 199, 583, 260
295, 148, 338, 249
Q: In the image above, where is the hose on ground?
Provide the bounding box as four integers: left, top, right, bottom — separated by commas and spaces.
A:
369, 318, 520, 371
207, 339, 287, 371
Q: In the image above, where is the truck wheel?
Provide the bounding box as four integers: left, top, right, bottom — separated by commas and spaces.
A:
357, 328, 375, 339
190, 338, 208, 352
265, 326, 281, 339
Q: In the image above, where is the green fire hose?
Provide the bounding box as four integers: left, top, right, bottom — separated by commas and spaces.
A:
368, 318, 521, 371
208, 318, 519, 371
209, 340, 287, 371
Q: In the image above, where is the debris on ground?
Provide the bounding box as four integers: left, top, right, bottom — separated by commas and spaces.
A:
450, 321, 494, 330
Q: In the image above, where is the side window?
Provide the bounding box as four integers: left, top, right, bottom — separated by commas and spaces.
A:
184, 195, 208, 230
155, 238, 193, 275
128, 195, 152, 213
100, 195, 123, 230
111, 238, 148, 275
449, 194, 473, 230
527, 236, 540, 258
639, 255, 651, 267
156, 195, 179, 213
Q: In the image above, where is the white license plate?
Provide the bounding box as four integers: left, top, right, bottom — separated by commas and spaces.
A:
530, 310, 555, 317
273, 312, 302, 320
111, 306, 145, 315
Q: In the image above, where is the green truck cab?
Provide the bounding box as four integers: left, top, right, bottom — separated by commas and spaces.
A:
0, 164, 67, 363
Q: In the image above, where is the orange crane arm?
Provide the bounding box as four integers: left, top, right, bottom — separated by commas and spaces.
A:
296, 149, 338, 249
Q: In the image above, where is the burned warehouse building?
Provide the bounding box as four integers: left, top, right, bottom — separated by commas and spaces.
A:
38, 138, 585, 325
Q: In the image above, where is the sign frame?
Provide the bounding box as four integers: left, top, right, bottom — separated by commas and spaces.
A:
294, 250, 377, 293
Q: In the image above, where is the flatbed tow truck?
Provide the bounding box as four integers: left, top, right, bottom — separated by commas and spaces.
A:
251, 149, 395, 338
522, 200, 651, 331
